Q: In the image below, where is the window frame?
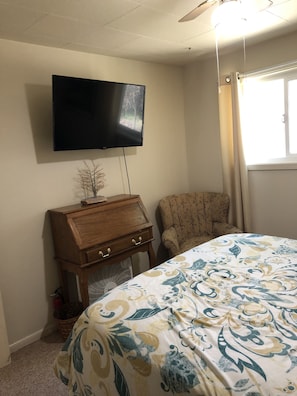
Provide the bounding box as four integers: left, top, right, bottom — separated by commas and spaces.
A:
241, 65, 297, 166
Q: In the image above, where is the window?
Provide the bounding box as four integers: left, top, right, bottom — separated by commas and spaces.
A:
241, 67, 297, 165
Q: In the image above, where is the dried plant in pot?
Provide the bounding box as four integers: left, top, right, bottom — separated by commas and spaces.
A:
77, 160, 107, 206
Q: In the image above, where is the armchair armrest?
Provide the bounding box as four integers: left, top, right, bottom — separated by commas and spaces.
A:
162, 226, 180, 257
213, 222, 242, 236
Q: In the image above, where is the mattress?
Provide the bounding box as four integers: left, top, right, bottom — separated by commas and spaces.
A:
54, 233, 297, 395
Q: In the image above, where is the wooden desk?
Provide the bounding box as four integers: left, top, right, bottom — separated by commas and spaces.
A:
49, 194, 156, 308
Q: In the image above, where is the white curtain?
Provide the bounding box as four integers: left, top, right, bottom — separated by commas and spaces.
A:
218, 72, 251, 231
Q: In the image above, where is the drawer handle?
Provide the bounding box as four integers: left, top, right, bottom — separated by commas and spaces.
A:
98, 248, 111, 258
132, 236, 142, 246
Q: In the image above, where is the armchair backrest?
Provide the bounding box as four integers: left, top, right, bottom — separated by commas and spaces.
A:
159, 192, 230, 244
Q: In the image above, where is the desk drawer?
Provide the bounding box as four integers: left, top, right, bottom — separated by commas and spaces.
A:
85, 228, 153, 263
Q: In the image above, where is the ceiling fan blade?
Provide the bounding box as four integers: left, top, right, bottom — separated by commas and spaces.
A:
179, 0, 217, 22
241, 0, 273, 14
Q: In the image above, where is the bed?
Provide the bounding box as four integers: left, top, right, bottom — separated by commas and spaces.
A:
54, 233, 297, 395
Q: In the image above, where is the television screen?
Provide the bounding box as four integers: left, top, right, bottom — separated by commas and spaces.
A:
52, 75, 145, 150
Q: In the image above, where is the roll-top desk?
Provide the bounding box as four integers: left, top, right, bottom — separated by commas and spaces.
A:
49, 194, 156, 308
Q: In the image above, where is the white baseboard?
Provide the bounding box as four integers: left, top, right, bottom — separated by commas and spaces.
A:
9, 323, 57, 354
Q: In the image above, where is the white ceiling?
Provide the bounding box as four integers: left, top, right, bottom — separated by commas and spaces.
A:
0, 0, 296, 66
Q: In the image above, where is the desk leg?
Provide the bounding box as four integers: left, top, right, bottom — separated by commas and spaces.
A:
77, 271, 89, 309
148, 242, 156, 268
59, 268, 70, 303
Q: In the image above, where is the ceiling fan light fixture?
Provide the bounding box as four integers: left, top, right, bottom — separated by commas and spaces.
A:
212, 0, 247, 35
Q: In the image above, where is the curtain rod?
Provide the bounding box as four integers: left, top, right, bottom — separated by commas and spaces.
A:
238, 59, 297, 79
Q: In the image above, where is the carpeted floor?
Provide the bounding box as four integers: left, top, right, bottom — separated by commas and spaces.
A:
0, 332, 68, 396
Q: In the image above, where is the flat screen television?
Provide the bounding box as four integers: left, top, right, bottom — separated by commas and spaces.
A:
52, 75, 145, 150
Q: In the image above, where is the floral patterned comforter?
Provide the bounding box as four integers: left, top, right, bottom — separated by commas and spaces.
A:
54, 233, 297, 395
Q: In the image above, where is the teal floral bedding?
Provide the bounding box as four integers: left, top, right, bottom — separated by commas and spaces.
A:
54, 233, 297, 395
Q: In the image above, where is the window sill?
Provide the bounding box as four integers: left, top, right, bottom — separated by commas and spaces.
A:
248, 162, 297, 171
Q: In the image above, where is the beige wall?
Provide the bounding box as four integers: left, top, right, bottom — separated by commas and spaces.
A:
184, 29, 297, 237
183, 59, 223, 192
249, 166, 297, 239
0, 39, 189, 348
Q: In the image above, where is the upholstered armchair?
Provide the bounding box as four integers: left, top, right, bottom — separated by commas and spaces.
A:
159, 192, 242, 257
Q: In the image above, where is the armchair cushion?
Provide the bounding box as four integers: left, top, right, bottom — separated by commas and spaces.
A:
213, 222, 242, 236
159, 192, 241, 257
180, 235, 214, 255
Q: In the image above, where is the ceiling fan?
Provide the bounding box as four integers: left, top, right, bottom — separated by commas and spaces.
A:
178, 0, 273, 23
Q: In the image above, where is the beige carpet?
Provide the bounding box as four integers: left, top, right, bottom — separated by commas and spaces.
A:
0, 332, 68, 396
